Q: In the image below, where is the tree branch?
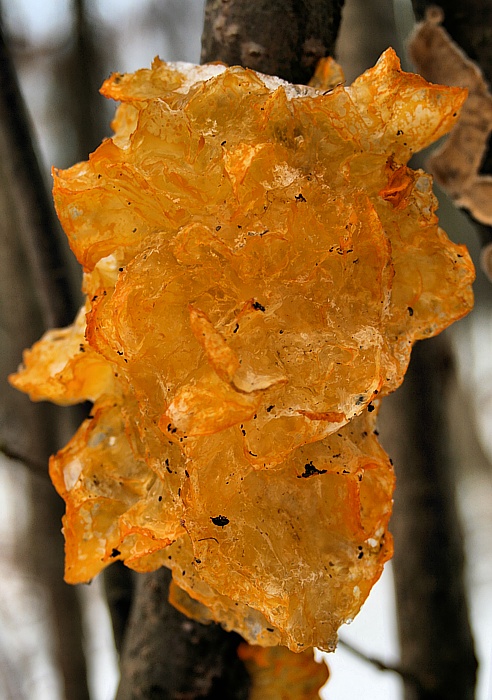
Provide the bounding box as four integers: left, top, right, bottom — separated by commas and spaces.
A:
0, 21, 76, 330
115, 4, 347, 698
116, 568, 250, 700
28, 474, 91, 700
379, 337, 477, 700
0, 18, 89, 699
104, 563, 136, 656
339, 638, 425, 690
63, 0, 110, 162
201, 0, 345, 83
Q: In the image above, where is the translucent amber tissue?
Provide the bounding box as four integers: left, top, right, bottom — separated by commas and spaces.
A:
10, 49, 473, 655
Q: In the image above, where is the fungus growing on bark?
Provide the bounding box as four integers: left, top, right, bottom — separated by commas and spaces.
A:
237, 643, 329, 700
10, 49, 473, 655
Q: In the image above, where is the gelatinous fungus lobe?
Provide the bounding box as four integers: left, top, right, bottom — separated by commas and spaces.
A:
10, 49, 474, 655
237, 643, 330, 700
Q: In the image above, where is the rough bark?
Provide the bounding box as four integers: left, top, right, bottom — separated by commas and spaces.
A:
201, 0, 345, 84
379, 337, 478, 700
116, 568, 250, 700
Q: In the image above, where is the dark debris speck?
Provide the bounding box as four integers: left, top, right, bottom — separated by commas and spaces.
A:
297, 460, 327, 479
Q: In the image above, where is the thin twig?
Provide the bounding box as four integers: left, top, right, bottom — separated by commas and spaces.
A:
338, 638, 425, 690
0, 444, 48, 477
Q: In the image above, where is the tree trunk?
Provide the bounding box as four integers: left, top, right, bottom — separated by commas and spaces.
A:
116, 568, 250, 700
115, 2, 346, 698
201, 0, 345, 83
379, 337, 477, 700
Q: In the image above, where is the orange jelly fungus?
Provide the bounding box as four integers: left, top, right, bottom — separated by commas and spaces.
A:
237, 643, 329, 700
10, 49, 473, 653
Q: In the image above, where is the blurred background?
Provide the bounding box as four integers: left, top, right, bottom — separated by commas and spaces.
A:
0, 1, 491, 698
